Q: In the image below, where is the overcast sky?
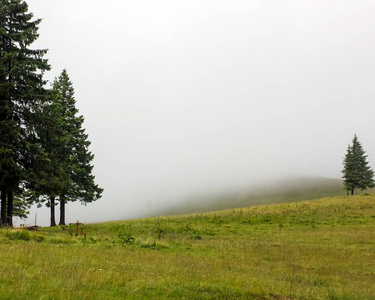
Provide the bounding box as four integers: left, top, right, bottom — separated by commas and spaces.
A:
22, 0, 375, 226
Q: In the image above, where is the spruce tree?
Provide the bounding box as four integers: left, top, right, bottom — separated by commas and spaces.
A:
342, 135, 375, 195
30, 91, 68, 226
45, 70, 102, 226
0, 0, 49, 226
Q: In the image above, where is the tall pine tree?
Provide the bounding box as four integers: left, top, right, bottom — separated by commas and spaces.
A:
41, 70, 103, 226
0, 0, 49, 226
30, 89, 68, 226
342, 135, 375, 195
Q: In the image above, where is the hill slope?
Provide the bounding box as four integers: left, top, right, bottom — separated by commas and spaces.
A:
156, 177, 346, 216
1, 194, 375, 299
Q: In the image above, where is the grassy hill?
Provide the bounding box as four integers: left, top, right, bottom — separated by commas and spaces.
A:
1, 193, 375, 299
154, 177, 348, 216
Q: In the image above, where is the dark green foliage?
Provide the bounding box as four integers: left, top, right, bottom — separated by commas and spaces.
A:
30, 87, 72, 226
342, 135, 375, 195
52, 70, 103, 225
0, 0, 49, 226
118, 232, 135, 245
0, 1, 102, 227
12, 191, 30, 219
34, 69, 103, 226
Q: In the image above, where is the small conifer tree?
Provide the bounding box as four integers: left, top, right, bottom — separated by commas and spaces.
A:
49, 70, 102, 226
342, 135, 375, 195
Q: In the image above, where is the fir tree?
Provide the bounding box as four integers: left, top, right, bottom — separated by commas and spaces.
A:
41, 70, 103, 226
342, 135, 375, 195
0, 0, 49, 226
30, 90, 68, 226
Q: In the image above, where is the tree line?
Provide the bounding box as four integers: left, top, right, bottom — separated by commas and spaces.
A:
0, 0, 102, 227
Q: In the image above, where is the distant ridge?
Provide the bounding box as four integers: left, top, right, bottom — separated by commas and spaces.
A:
151, 177, 360, 217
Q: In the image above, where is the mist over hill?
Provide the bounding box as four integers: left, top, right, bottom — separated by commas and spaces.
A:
24, 177, 365, 227
147, 177, 347, 217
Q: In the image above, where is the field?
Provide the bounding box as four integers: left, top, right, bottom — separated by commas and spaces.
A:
1, 194, 375, 299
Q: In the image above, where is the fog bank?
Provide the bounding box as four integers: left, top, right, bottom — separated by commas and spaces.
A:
21, 0, 375, 226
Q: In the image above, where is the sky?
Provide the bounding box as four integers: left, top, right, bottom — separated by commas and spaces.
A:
20, 0, 375, 226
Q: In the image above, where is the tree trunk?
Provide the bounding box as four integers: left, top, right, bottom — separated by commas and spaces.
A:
0, 186, 7, 227
6, 189, 13, 227
351, 188, 354, 195
59, 197, 66, 225
50, 195, 56, 227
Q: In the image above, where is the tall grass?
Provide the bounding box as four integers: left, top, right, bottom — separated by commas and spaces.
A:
0, 195, 374, 299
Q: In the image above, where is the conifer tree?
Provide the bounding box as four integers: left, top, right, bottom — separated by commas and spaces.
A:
30, 90, 68, 226
342, 135, 375, 195
0, 0, 49, 226
44, 70, 102, 226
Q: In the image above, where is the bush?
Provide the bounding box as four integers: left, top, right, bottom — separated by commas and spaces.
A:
118, 233, 135, 245
5, 230, 30, 241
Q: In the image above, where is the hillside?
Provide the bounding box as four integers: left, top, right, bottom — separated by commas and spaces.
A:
1, 194, 375, 299
154, 177, 347, 217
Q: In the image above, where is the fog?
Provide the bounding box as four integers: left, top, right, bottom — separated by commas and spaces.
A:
20, 0, 375, 226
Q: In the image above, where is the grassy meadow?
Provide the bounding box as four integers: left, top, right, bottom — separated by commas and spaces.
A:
1, 194, 375, 299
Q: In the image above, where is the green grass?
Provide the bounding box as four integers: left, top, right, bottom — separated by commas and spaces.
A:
1, 194, 375, 299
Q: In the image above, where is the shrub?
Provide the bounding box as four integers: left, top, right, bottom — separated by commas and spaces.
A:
118, 233, 135, 245
5, 230, 30, 241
